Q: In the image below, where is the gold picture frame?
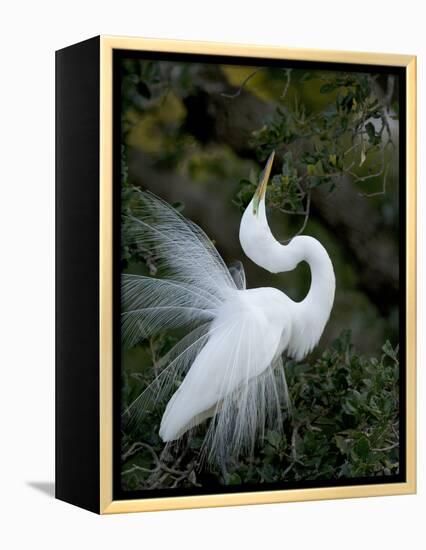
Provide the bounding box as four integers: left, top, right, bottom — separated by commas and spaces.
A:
56, 35, 416, 514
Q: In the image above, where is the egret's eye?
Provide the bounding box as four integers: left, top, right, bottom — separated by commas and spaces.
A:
252, 195, 260, 215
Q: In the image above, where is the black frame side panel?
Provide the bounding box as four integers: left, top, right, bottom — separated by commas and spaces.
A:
55, 36, 100, 513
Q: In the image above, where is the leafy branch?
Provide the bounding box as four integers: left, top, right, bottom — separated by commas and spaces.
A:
233, 70, 397, 237
121, 331, 400, 489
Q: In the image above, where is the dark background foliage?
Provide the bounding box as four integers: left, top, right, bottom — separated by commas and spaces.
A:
118, 56, 400, 491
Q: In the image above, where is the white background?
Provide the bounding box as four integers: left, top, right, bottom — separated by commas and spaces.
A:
1, 0, 423, 548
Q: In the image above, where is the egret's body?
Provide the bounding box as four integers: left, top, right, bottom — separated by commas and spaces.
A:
122, 152, 335, 464
160, 287, 291, 442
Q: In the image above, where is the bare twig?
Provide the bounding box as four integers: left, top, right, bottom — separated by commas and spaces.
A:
122, 439, 203, 490
281, 69, 292, 100
149, 336, 160, 377
291, 425, 299, 461
359, 164, 389, 197
122, 441, 160, 465
282, 461, 295, 477
221, 68, 263, 99
286, 192, 311, 240
371, 442, 398, 452
278, 207, 308, 216
343, 142, 361, 157
293, 191, 311, 237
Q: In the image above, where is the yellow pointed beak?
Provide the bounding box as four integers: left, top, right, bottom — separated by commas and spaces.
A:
253, 150, 275, 215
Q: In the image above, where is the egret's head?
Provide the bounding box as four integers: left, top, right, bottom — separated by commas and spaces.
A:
239, 151, 303, 273
240, 150, 274, 236
239, 151, 284, 271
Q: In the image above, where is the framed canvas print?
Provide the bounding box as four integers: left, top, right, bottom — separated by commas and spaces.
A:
55, 36, 416, 514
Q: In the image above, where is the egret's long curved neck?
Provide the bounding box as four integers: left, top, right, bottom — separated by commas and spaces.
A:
273, 235, 335, 309
239, 199, 335, 332
239, 152, 335, 356
294, 238, 334, 310
272, 234, 336, 360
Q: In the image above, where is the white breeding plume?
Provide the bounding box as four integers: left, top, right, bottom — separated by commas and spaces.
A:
122, 151, 335, 465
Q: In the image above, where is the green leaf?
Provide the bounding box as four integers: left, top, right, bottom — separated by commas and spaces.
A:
382, 340, 398, 361
266, 430, 282, 449
354, 436, 370, 459
228, 473, 242, 485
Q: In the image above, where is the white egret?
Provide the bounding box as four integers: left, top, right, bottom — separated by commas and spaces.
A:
122, 151, 335, 465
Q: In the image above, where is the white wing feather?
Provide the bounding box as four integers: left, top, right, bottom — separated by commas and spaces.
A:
159, 292, 291, 462
124, 191, 237, 301
121, 274, 216, 348
122, 190, 290, 464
